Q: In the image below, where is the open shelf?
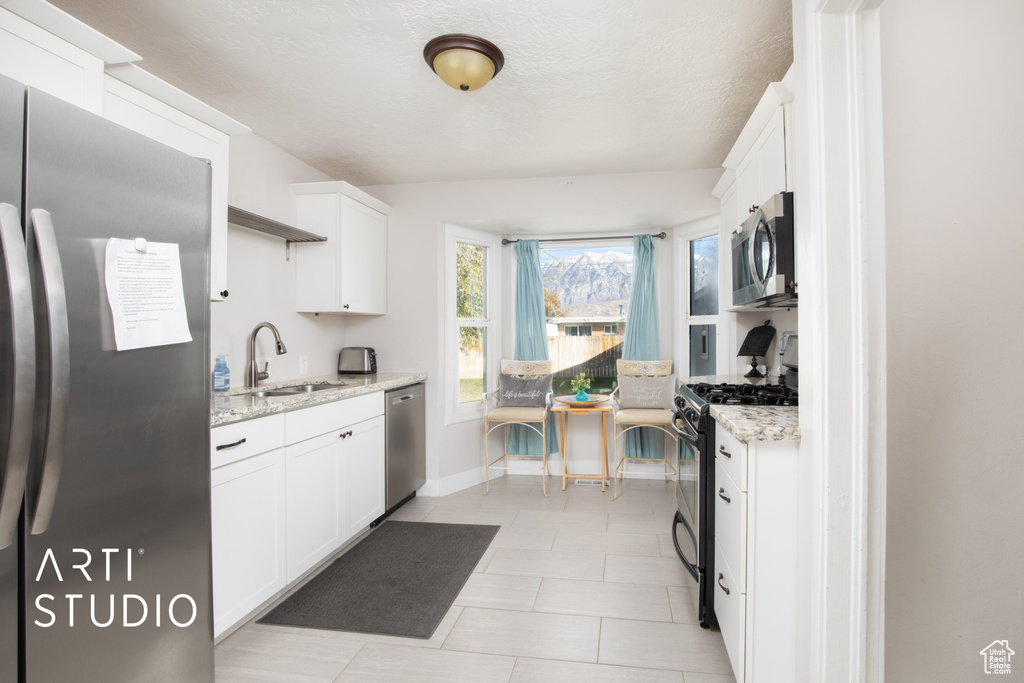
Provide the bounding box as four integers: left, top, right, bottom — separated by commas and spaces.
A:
227, 205, 326, 243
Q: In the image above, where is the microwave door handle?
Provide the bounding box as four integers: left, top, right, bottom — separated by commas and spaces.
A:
747, 212, 768, 296
26, 209, 70, 535
0, 203, 35, 548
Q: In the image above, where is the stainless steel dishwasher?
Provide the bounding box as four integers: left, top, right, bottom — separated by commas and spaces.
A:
383, 383, 426, 514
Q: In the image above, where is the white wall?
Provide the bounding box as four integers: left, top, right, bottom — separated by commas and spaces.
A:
881, 2, 1024, 679
210, 133, 342, 383
349, 170, 721, 493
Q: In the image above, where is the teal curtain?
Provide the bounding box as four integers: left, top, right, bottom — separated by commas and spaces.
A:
622, 233, 664, 459
506, 240, 559, 455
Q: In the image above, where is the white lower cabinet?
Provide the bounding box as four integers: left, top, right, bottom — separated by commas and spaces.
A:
341, 415, 386, 537
283, 393, 385, 581
285, 430, 343, 583
714, 422, 799, 682
714, 540, 746, 681
210, 419, 287, 638
210, 392, 386, 638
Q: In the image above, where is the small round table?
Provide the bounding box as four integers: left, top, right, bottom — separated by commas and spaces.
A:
551, 395, 612, 491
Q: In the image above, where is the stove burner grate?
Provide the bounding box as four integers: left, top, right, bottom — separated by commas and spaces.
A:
685, 382, 798, 407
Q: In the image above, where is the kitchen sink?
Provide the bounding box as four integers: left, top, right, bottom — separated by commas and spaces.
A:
243, 383, 343, 398
281, 383, 339, 392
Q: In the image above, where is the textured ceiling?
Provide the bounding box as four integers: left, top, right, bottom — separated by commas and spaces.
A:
47, 0, 792, 186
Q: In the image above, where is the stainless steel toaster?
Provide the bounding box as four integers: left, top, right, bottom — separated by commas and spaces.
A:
338, 347, 376, 374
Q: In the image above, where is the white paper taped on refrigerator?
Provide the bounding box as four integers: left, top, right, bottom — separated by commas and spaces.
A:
104, 237, 191, 350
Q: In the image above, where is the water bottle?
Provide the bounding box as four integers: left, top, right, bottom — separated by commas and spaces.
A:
213, 355, 230, 392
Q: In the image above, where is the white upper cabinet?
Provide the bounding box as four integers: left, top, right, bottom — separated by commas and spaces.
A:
713, 67, 794, 228
292, 181, 390, 315
0, 6, 124, 114
101, 65, 249, 302
755, 106, 788, 202
0, 5, 250, 303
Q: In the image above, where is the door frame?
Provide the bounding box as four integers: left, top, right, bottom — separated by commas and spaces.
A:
792, 0, 887, 680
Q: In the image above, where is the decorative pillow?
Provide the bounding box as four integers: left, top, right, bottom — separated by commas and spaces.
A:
498, 374, 551, 407
616, 374, 675, 410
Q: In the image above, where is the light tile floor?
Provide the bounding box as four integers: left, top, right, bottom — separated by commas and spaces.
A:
215, 475, 736, 683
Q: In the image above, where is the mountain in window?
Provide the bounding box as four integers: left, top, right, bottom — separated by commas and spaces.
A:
541, 250, 632, 317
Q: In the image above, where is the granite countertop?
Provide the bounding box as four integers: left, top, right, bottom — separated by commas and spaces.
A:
211, 372, 426, 427
680, 374, 801, 443
710, 405, 800, 442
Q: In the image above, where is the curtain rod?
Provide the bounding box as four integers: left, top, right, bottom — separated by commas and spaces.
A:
501, 231, 667, 246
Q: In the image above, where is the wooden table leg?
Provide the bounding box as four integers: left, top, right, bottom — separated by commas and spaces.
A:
600, 411, 608, 491
560, 412, 569, 491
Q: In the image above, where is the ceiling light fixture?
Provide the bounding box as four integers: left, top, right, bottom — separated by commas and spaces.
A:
423, 34, 504, 92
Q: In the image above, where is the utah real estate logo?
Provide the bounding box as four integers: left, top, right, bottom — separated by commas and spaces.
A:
980, 640, 1014, 675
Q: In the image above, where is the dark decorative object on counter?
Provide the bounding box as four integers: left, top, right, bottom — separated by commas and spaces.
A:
737, 320, 777, 378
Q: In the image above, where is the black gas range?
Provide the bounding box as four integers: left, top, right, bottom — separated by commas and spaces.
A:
686, 381, 798, 406
670, 378, 798, 629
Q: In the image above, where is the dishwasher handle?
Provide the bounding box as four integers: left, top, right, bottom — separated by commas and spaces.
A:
390, 389, 423, 406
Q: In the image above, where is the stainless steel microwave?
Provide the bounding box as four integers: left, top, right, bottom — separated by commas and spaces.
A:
730, 192, 796, 308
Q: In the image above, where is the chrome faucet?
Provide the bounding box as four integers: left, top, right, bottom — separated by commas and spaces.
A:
246, 322, 288, 387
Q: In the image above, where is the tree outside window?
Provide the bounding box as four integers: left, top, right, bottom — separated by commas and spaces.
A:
456, 242, 488, 402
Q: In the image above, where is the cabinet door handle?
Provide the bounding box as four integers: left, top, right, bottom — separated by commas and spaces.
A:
215, 438, 247, 451
718, 488, 731, 504
339, 430, 353, 439
718, 572, 731, 595
342, 303, 350, 310
719, 445, 732, 459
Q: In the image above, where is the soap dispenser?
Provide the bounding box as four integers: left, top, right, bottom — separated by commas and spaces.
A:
213, 355, 230, 392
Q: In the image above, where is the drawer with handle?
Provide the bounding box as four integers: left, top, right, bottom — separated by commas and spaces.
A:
714, 458, 747, 594
714, 539, 746, 682
715, 421, 749, 492
211, 414, 285, 469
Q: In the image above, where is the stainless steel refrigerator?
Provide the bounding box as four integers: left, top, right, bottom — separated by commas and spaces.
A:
0, 75, 214, 682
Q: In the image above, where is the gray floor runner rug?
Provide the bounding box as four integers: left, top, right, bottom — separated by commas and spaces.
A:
258, 520, 499, 638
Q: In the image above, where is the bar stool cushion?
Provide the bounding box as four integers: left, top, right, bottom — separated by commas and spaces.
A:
613, 408, 674, 425
485, 406, 548, 422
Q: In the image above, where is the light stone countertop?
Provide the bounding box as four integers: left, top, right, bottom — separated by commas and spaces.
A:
679, 374, 801, 443
211, 372, 427, 427
710, 405, 800, 442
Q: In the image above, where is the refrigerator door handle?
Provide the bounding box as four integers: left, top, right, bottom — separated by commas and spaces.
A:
0, 203, 35, 548
26, 208, 70, 535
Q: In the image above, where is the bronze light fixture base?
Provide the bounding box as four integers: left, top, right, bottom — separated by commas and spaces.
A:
423, 34, 504, 91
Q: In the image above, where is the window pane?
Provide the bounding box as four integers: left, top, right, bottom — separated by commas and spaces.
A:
541, 246, 632, 396
456, 242, 486, 319
458, 326, 486, 403
690, 235, 719, 316
689, 324, 716, 376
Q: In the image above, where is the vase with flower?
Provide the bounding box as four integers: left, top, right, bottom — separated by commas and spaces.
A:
570, 372, 591, 402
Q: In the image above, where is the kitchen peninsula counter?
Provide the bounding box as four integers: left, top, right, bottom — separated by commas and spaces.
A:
211, 372, 426, 426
